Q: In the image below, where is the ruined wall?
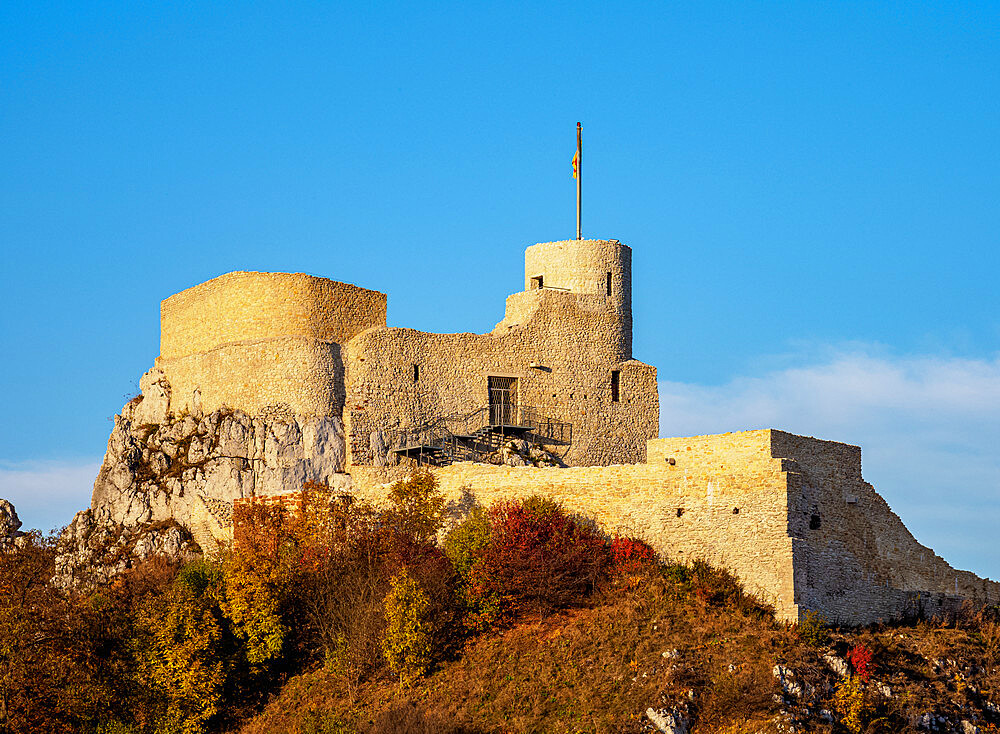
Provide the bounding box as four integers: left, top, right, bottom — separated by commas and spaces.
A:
156, 271, 384, 416
154, 242, 655, 466
770, 430, 1000, 624
351, 429, 1000, 625
344, 239, 654, 468
160, 271, 387, 360
189, 496, 233, 559
344, 287, 657, 468
158, 337, 344, 417
350, 447, 799, 620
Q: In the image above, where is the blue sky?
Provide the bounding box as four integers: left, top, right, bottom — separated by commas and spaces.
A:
1, 2, 998, 576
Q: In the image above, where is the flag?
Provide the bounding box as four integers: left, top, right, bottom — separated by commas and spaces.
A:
572, 150, 579, 179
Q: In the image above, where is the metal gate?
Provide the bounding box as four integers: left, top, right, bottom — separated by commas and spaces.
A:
488, 376, 517, 426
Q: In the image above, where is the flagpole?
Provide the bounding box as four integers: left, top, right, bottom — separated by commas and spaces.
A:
576, 122, 583, 240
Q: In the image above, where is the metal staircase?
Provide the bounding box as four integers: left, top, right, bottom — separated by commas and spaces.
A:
390, 405, 572, 467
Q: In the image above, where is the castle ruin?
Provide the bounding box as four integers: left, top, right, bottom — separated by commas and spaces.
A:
58, 237, 1000, 625
157, 238, 657, 468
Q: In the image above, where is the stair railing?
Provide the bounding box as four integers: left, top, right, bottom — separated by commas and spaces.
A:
390, 405, 573, 465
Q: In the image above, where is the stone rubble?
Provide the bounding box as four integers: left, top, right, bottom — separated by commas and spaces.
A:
823, 653, 851, 679
773, 664, 804, 699
485, 438, 563, 468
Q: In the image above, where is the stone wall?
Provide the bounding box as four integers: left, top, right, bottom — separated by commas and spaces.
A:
344, 287, 657, 467
350, 429, 1000, 624
349, 445, 800, 620
158, 337, 345, 417
523, 239, 633, 358
769, 430, 1000, 623
160, 271, 386, 360
189, 495, 233, 559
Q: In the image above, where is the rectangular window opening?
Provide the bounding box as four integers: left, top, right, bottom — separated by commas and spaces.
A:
611, 370, 620, 402
412, 364, 419, 382
606, 271, 613, 296
531, 275, 544, 290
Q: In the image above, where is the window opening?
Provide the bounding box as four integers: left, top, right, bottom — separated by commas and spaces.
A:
809, 514, 821, 530
606, 271, 612, 296
611, 370, 620, 402
531, 275, 544, 290
413, 364, 419, 382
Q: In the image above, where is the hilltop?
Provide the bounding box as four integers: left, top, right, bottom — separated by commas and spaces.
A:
239, 570, 1000, 734
4, 478, 1000, 734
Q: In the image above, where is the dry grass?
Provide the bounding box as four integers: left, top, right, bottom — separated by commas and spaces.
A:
238, 575, 1000, 734
241, 569, 791, 733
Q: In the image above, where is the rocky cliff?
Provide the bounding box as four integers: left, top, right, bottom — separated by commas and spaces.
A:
55, 368, 350, 587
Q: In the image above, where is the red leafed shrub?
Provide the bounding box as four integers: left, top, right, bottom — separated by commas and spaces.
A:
463, 496, 608, 630
848, 642, 875, 682
609, 536, 657, 578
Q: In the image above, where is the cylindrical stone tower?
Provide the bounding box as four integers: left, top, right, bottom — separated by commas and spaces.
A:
523, 239, 633, 358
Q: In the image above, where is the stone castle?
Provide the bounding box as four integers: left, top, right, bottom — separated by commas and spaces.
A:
56, 237, 999, 625
156, 238, 656, 467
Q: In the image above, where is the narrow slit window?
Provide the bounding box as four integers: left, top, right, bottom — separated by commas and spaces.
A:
412, 364, 419, 382
611, 370, 620, 402
606, 271, 612, 296
531, 275, 544, 290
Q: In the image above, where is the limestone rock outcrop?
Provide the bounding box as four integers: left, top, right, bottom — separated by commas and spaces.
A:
0, 499, 27, 551
55, 368, 351, 587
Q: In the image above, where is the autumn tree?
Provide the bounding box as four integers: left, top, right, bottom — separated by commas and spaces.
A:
224, 499, 291, 671
134, 560, 233, 734
0, 531, 138, 733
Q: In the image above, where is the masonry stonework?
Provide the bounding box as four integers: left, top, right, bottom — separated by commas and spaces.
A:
158, 271, 386, 418
351, 430, 1000, 624
88, 235, 998, 626
156, 240, 658, 467
160, 271, 387, 360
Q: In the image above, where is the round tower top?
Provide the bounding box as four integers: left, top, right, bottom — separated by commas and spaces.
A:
523, 238, 631, 302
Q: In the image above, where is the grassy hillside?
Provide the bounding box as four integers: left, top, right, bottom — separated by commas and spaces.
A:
4, 474, 999, 734
241, 568, 1000, 734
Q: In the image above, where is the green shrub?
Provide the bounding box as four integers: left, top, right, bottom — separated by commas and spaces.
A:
443, 505, 491, 585
798, 610, 830, 647
381, 569, 434, 685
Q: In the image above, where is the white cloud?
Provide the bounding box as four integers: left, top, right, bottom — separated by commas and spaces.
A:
660, 349, 1000, 580
0, 459, 101, 534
